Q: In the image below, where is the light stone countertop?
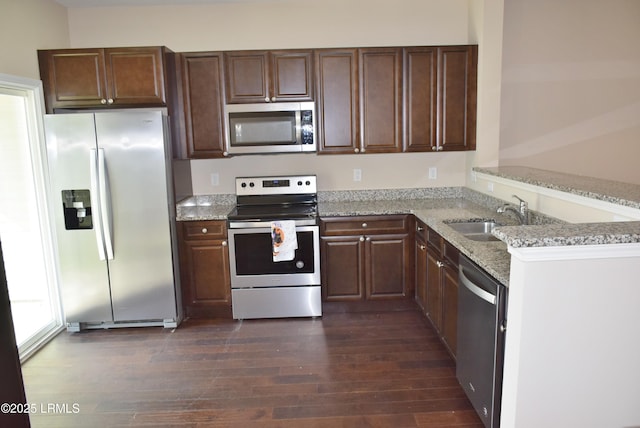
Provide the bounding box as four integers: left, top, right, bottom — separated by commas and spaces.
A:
177, 192, 516, 286
474, 166, 640, 247
474, 166, 640, 209
175, 169, 640, 286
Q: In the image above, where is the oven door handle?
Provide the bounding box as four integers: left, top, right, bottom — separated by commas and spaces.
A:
459, 266, 497, 305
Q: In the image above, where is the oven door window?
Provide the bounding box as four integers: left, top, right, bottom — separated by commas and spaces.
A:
232, 229, 315, 275
229, 112, 297, 146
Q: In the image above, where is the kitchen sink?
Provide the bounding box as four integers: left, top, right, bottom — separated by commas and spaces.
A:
445, 220, 501, 242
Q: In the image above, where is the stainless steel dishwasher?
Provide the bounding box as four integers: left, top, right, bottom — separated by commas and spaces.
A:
457, 254, 508, 428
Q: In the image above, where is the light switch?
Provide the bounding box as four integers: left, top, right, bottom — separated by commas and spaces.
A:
353, 169, 362, 182
428, 167, 437, 180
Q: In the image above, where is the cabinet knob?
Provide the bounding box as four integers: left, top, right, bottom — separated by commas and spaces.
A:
431, 145, 438, 151
271, 96, 276, 102
417, 226, 424, 231
361, 147, 366, 153
107, 98, 114, 104
359, 236, 365, 242
436, 261, 445, 268
419, 244, 426, 251
354, 148, 360, 153
264, 97, 270, 102
222, 240, 228, 247
437, 146, 443, 151
365, 237, 371, 241
201, 228, 208, 234
223, 151, 229, 157
361, 223, 367, 228
100, 99, 107, 105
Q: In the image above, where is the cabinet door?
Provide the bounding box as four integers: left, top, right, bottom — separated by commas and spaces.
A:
182, 239, 231, 305
315, 49, 359, 154
270, 50, 314, 101
442, 264, 458, 358
321, 236, 364, 301
415, 234, 428, 312
179, 52, 226, 158
359, 48, 402, 153
403, 47, 437, 152
425, 247, 443, 331
437, 45, 477, 151
104, 47, 167, 106
178, 221, 232, 318
224, 51, 269, 103
366, 234, 409, 299
38, 48, 108, 112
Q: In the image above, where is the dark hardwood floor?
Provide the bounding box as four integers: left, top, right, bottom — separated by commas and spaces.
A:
22, 307, 483, 427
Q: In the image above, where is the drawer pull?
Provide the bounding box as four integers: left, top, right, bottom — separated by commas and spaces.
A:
361, 222, 368, 228
222, 240, 227, 246
202, 228, 208, 234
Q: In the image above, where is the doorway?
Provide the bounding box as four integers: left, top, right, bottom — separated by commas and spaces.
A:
0, 74, 63, 360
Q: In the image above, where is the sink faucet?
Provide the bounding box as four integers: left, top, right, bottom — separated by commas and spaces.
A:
497, 194, 529, 225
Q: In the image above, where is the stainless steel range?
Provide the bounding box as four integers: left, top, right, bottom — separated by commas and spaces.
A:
227, 175, 321, 319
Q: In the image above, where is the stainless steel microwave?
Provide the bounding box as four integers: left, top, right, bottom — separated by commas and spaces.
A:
224, 102, 316, 155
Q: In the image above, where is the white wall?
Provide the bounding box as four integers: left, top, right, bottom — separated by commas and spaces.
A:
498, 0, 640, 185
64, 0, 487, 193
503, 245, 640, 428
0, 0, 69, 79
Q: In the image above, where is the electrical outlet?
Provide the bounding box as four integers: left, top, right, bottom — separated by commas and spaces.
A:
428, 167, 437, 180
210, 173, 219, 186
353, 169, 362, 182
487, 182, 494, 192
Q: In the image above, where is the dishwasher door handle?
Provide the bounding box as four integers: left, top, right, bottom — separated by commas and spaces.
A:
459, 267, 497, 305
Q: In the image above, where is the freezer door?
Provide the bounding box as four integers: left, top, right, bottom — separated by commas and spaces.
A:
45, 114, 113, 324
94, 110, 177, 322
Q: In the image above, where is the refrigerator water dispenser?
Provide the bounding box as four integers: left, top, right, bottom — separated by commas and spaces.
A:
61, 189, 92, 230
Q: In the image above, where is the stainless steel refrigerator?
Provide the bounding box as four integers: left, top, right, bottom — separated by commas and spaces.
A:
45, 109, 181, 331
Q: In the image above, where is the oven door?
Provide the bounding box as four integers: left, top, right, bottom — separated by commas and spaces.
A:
228, 224, 320, 288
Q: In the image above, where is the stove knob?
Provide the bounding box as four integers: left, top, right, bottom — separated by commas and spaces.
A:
249, 182, 255, 187
305, 180, 311, 186
297, 180, 303, 186
241, 182, 247, 188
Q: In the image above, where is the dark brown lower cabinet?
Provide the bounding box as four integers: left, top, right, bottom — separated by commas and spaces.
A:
177, 221, 232, 318
416, 223, 459, 359
320, 215, 413, 302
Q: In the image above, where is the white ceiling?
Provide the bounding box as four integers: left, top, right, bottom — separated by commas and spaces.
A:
55, 0, 274, 7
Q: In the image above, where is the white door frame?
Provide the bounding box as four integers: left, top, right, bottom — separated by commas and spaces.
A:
0, 73, 64, 360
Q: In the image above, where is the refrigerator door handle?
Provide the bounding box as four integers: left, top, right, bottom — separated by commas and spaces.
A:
97, 148, 114, 260
89, 149, 107, 261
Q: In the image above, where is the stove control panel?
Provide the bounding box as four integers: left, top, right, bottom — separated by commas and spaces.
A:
235, 175, 317, 196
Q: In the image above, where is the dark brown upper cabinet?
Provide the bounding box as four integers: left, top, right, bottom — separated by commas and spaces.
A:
403, 45, 477, 152
175, 52, 227, 159
38, 47, 171, 113
315, 48, 359, 154
359, 47, 403, 154
224, 50, 314, 104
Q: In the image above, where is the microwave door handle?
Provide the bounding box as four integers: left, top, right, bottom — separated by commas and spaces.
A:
295, 109, 302, 145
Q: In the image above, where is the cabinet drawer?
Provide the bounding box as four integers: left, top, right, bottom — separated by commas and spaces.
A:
181, 220, 227, 240
321, 215, 409, 235
443, 240, 459, 266
426, 227, 443, 252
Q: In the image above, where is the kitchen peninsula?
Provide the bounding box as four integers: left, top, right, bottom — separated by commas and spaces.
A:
177, 166, 640, 428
